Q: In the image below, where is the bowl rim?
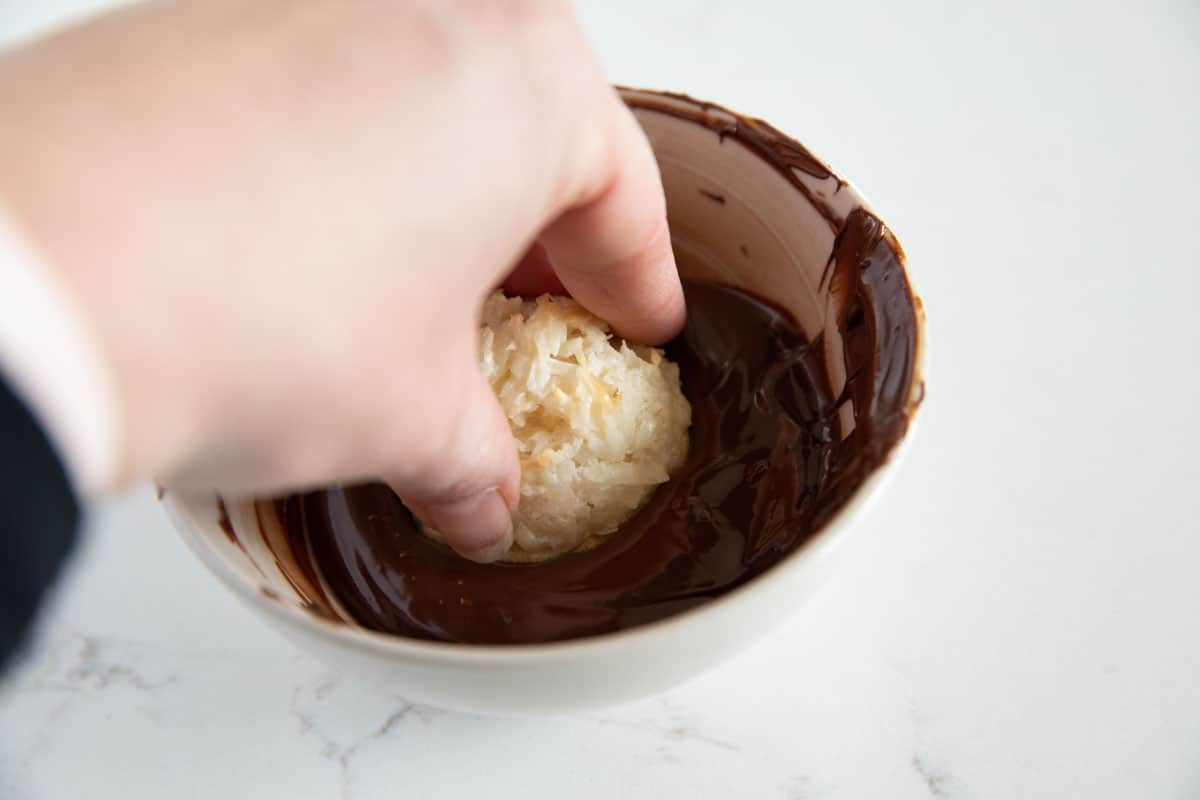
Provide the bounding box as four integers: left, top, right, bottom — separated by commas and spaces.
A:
164, 88, 928, 667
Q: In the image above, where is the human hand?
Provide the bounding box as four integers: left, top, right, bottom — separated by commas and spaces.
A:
0, 0, 684, 562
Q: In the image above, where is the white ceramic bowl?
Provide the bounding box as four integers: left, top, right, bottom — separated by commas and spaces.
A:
163, 89, 926, 716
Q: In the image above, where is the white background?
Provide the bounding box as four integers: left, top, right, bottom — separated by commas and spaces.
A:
3, 1, 1199, 798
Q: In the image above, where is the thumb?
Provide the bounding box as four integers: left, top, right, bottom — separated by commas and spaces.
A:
393, 358, 520, 565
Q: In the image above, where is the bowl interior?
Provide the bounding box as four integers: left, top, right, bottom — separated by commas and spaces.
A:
166, 89, 924, 652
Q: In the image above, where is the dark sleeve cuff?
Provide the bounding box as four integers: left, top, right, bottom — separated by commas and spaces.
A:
0, 373, 79, 670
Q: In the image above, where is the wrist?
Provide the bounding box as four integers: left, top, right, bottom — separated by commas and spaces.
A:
0, 200, 121, 496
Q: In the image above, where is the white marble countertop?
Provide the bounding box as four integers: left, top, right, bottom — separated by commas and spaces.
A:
3, 1, 1200, 797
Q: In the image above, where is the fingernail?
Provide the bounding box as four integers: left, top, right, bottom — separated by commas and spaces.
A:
424, 488, 514, 564
460, 524, 514, 564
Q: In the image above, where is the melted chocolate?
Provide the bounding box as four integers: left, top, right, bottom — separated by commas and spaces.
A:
266, 92, 921, 645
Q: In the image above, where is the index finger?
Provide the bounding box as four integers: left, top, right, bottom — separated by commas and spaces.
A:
537, 97, 685, 345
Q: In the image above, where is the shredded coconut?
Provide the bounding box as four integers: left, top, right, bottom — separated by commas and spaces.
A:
426, 291, 691, 563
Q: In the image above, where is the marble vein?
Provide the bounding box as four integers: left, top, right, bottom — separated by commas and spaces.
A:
912, 754, 956, 799
587, 695, 742, 759
287, 671, 445, 799
908, 700, 965, 799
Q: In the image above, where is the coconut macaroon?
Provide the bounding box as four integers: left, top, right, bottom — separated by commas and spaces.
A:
425, 291, 692, 563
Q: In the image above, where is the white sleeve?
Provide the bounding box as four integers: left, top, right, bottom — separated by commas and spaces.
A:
0, 203, 118, 496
